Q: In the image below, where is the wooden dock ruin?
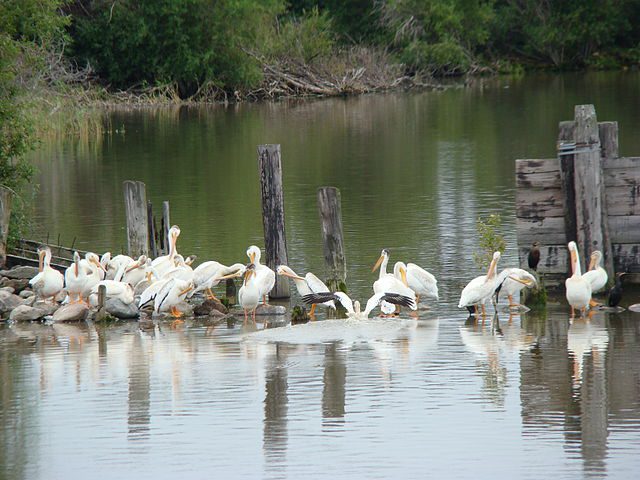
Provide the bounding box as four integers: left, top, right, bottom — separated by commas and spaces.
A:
516, 104, 640, 287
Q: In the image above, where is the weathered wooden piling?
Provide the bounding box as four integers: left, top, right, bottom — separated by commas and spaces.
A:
147, 201, 157, 258
0, 187, 13, 268
572, 105, 612, 277
123, 181, 149, 258
317, 187, 347, 291
257, 144, 289, 298
516, 104, 639, 287
95, 284, 108, 322
161, 201, 171, 255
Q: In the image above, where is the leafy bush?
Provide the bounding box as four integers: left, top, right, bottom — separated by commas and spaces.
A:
69, 0, 285, 97
263, 7, 335, 63
1, 0, 69, 241
473, 214, 506, 269
400, 39, 470, 74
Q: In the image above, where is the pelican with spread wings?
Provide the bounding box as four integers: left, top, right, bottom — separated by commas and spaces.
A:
302, 291, 416, 320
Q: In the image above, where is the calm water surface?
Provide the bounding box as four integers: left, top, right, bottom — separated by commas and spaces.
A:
1, 72, 639, 479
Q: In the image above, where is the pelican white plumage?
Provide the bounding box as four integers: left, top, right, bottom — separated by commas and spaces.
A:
152, 225, 181, 277
65, 252, 92, 303
566, 241, 592, 317
153, 278, 193, 317
494, 268, 537, 308
399, 262, 438, 302
30, 247, 64, 302
90, 280, 135, 305
302, 291, 416, 320
246, 245, 275, 304
458, 251, 501, 315
190, 261, 246, 300
582, 250, 608, 307
121, 255, 152, 286
372, 252, 417, 314
138, 278, 172, 310
277, 265, 335, 315
105, 254, 134, 280
78, 252, 105, 300
237, 263, 261, 323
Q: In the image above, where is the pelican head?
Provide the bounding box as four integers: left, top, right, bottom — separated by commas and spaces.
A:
589, 250, 603, 270
185, 255, 196, 266
567, 241, 582, 276
247, 245, 261, 264
86, 252, 107, 272
372, 248, 390, 272
125, 255, 148, 273
277, 265, 304, 280
393, 261, 409, 286
73, 251, 81, 275
243, 263, 257, 283
168, 225, 180, 257
487, 251, 501, 279
36, 247, 50, 271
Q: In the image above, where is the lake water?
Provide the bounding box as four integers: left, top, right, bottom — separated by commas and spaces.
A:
2, 72, 640, 479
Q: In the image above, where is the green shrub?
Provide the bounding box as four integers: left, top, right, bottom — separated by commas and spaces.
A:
473, 214, 506, 269
401, 39, 470, 74
69, 0, 284, 97
263, 7, 335, 63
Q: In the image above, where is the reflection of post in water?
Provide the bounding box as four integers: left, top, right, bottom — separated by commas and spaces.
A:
128, 334, 151, 440
322, 343, 346, 425
580, 349, 608, 475
263, 343, 288, 465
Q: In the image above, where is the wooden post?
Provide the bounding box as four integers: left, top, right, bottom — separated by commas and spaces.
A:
225, 278, 237, 305
161, 201, 171, 255
573, 105, 610, 272
598, 121, 617, 279
317, 187, 346, 291
95, 284, 107, 322
257, 144, 290, 298
558, 121, 577, 277
123, 181, 149, 258
147, 201, 157, 259
0, 187, 12, 268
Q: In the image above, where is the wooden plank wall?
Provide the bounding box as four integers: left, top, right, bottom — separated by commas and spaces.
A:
516, 156, 640, 285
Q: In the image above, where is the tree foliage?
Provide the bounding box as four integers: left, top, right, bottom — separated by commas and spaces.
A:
68, 0, 284, 97
0, 0, 69, 190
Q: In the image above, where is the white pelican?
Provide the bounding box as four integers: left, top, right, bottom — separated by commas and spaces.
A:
121, 255, 152, 286
161, 262, 194, 283
65, 252, 92, 303
302, 291, 416, 320
277, 265, 335, 315
190, 261, 246, 300
402, 262, 438, 302
30, 247, 64, 302
372, 255, 416, 315
458, 251, 501, 315
246, 245, 275, 305
90, 280, 135, 305
566, 241, 592, 317
79, 252, 106, 299
105, 254, 134, 280
138, 278, 172, 310
582, 250, 608, 307
494, 268, 537, 308
153, 278, 193, 317
99, 252, 111, 280
238, 263, 261, 323
152, 225, 181, 277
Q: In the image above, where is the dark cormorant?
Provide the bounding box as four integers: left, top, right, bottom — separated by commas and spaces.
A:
528, 241, 540, 271
607, 272, 626, 307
